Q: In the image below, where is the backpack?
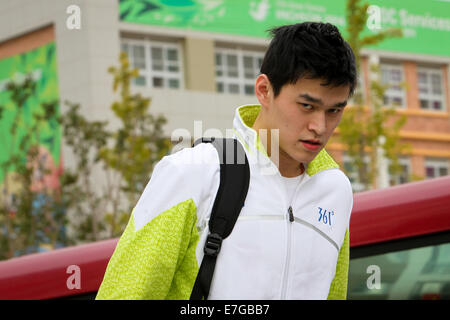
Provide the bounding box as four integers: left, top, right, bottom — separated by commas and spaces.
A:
189, 137, 250, 300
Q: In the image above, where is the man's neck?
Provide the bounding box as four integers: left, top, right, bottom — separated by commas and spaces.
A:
251, 117, 304, 178
278, 150, 305, 177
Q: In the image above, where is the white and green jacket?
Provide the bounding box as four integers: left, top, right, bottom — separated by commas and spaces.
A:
96, 104, 353, 300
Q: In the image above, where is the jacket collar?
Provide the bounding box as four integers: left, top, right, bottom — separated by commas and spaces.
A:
233, 104, 339, 177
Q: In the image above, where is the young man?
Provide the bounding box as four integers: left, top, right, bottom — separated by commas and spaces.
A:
96, 21, 357, 300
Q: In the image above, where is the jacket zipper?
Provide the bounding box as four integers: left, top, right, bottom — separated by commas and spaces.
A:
288, 206, 294, 222
280, 169, 306, 299
279, 166, 307, 299
281, 206, 294, 299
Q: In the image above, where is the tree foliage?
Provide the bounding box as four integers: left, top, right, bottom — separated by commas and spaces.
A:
338, 0, 408, 191
98, 52, 171, 237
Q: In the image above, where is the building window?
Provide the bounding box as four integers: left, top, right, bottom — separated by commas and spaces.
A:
425, 158, 449, 179
417, 67, 446, 112
121, 39, 183, 89
343, 153, 370, 192
389, 157, 411, 186
215, 47, 264, 95
381, 63, 406, 108
343, 154, 411, 190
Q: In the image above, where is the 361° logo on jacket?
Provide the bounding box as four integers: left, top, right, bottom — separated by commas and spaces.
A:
318, 207, 334, 226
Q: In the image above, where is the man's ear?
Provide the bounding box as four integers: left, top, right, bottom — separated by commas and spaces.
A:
255, 74, 272, 106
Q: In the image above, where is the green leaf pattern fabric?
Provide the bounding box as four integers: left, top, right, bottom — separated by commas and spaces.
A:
96, 200, 199, 300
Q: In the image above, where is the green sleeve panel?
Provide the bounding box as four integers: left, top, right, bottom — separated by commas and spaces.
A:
327, 228, 350, 300
96, 199, 200, 300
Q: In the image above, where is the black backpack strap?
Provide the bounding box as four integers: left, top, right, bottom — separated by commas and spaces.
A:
190, 137, 250, 300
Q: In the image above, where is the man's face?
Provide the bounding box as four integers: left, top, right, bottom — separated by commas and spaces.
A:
260, 76, 350, 165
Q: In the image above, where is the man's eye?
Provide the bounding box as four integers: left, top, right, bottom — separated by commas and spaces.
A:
329, 108, 342, 114
300, 103, 313, 110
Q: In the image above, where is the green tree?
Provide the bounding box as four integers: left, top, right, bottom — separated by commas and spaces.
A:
338, 0, 408, 191
59, 101, 110, 243
64, 52, 171, 240
99, 52, 171, 237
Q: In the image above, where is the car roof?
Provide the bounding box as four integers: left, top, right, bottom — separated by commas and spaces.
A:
1, 175, 449, 299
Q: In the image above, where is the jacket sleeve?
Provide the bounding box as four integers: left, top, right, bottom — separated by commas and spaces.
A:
95, 153, 209, 300
327, 228, 350, 300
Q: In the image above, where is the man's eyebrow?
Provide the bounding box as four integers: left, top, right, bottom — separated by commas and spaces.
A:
299, 93, 347, 108
333, 101, 348, 108
299, 93, 323, 105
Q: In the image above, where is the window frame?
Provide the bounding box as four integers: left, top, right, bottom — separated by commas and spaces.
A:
343, 153, 370, 192
417, 66, 446, 112
389, 156, 411, 186
215, 47, 264, 95
120, 38, 185, 90
380, 63, 407, 109
425, 158, 449, 179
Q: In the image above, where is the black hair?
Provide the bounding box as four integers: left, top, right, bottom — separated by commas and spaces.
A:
260, 22, 357, 97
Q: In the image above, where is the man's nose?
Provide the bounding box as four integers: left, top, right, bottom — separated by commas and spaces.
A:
307, 111, 326, 136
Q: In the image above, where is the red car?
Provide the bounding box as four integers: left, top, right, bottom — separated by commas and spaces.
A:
1, 176, 449, 300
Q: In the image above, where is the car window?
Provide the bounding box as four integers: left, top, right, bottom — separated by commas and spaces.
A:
348, 241, 450, 300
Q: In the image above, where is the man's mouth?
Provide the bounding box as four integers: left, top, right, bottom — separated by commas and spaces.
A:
300, 139, 322, 151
